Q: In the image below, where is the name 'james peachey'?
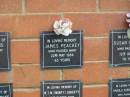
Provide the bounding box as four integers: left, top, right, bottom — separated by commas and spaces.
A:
45, 43, 80, 49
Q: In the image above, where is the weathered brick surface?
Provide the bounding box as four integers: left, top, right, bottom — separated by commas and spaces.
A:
100, 0, 130, 11
0, 15, 60, 38
65, 13, 127, 37
27, 0, 96, 12
14, 90, 40, 97
0, 0, 21, 13
0, 0, 129, 96
83, 86, 108, 97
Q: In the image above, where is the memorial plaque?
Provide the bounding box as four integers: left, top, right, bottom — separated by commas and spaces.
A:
109, 78, 130, 97
0, 83, 13, 97
109, 30, 130, 67
0, 32, 11, 71
41, 80, 82, 97
40, 31, 83, 69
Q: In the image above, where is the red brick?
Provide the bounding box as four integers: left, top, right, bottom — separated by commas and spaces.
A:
11, 38, 110, 64
14, 90, 40, 97
41, 70, 60, 80
85, 38, 108, 61
83, 86, 108, 97
0, 72, 9, 83
100, 0, 130, 11
12, 15, 60, 38
12, 38, 109, 64
0, 16, 15, 32
110, 67, 129, 79
0, 14, 126, 37
83, 63, 110, 84
64, 63, 110, 84
27, 0, 96, 12
12, 41, 39, 64
63, 63, 130, 84
65, 13, 127, 37
0, 0, 21, 13
63, 68, 82, 81
0, 15, 60, 38
13, 65, 41, 88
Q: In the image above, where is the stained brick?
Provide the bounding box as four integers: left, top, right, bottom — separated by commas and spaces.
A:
13, 65, 41, 88
63, 68, 82, 81
41, 70, 60, 80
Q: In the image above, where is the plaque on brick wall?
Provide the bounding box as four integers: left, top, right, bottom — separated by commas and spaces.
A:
109, 78, 130, 97
109, 30, 130, 67
41, 80, 82, 97
0, 83, 13, 97
0, 32, 11, 71
40, 30, 83, 69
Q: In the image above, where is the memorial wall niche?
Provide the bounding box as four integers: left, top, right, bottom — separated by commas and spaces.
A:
41, 80, 82, 97
40, 30, 83, 69
0, 83, 13, 97
109, 30, 130, 67
109, 78, 130, 97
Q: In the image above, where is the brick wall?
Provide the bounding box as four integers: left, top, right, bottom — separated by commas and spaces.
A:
0, 0, 129, 97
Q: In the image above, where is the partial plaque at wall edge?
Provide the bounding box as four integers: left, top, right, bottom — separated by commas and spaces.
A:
109, 29, 130, 67
0, 32, 11, 71
109, 78, 130, 97
0, 83, 13, 97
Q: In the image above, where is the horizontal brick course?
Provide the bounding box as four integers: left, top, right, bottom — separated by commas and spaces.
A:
11, 38, 109, 64
14, 90, 40, 97
0, 0, 21, 13
65, 13, 127, 37
85, 38, 108, 61
12, 41, 40, 64
0, 15, 60, 38
63, 63, 129, 84
13, 65, 42, 88
0, 0, 130, 96
27, 0, 96, 12
83, 86, 108, 97
100, 0, 130, 11
13, 65, 60, 88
